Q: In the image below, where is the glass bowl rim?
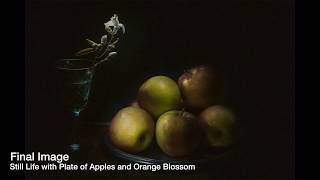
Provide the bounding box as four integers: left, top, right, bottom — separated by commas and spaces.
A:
55, 58, 95, 71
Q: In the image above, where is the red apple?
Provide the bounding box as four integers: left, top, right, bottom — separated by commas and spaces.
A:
178, 65, 222, 110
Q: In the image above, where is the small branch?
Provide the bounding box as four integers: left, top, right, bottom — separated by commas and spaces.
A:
76, 14, 125, 65
94, 57, 111, 67
95, 37, 119, 59
75, 48, 95, 57
108, 33, 115, 44
95, 46, 111, 59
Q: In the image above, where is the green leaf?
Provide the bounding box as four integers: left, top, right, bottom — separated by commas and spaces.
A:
86, 39, 98, 47
75, 48, 95, 56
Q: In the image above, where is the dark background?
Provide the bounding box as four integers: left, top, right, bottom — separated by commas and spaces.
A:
25, 0, 294, 179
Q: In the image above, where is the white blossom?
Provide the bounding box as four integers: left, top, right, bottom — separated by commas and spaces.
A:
104, 14, 125, 34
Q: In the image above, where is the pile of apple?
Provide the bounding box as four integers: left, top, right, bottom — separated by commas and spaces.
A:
108, 65, 236, 157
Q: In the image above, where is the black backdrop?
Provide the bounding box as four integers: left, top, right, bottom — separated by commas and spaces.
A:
25, 0, 294, 179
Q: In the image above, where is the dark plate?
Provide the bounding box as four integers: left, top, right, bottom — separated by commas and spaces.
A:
102, 123, 234, 165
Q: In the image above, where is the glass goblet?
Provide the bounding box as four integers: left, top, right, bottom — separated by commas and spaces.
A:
55, 59, 96, 152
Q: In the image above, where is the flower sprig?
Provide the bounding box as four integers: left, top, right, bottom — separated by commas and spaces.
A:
75, 14, 125, 66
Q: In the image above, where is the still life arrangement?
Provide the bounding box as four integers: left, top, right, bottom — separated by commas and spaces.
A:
108, 66, 237, 159
58, 14, 238, 161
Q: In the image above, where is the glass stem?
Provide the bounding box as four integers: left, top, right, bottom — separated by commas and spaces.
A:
74, 111, 80, 117
69, 110, 81, 152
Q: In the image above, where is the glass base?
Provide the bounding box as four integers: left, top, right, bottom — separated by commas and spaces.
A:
73, 110, 80, 117
69, 143, 80, 151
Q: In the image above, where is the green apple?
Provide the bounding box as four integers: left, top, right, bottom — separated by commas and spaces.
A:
109, 106, 154, 153
156, 110, 202, 157
138, 75, 181, 118
198, 105, 236, 148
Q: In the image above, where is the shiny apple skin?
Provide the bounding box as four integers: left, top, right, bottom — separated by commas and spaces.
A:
156, 110, 203, 157
109, 106, 155, 153
178, 65, 222, 110
138, 76, 181, 118
198, 105, 236, 148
